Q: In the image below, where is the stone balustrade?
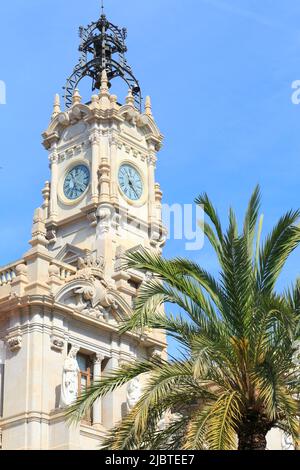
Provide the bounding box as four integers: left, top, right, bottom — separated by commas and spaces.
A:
49, 261, 77, 281
0, 258, 77, 291
0, 261, 23, 286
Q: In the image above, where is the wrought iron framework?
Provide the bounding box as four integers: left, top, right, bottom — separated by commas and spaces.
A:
63, 13, 142, 110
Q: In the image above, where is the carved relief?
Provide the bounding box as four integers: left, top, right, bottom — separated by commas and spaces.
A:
126, 376, 142, 411
7, 335, 22, 352
46, 227, 57, 244
87, 210, 97, 227
55, 278, 123, 325
75, 254, 105, 282
60, 346, 80, 407
78, 255, 104, 271
51, 336, 64, 352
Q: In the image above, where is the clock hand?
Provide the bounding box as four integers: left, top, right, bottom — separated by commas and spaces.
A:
75, 181, 86, 191
128, 180, 139, 198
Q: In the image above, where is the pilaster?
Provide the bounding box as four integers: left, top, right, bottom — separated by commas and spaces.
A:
89, 128, 100, 204
49, 144, 59, 220
92, 353, 105, 428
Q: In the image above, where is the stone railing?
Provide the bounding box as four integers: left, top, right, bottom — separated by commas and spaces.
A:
50, 260, 77, 281
0, 260, 24, 287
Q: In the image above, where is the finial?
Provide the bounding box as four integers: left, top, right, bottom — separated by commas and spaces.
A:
145, 96, 152, 116
100, 69, 109, 94
99, 69, 111, 109
101, 0, 105, 15
126, 88, 135, 107
51, 94, 61, 120
110, 94, 118, 110
72, 88, 82, 105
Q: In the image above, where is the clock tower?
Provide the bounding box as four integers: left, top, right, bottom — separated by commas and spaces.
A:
0, 10, 167, 449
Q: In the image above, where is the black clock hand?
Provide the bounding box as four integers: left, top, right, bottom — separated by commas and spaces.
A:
129, 179, 139, 198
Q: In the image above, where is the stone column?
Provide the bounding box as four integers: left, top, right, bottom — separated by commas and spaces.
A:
155, 183, 163, 223
110, 133, 118, 204
147, 150, 157, 224
99, 131, 111, 204
102, 334, 121, 428
49, 144, 58, 219
89, 129, 100, 204
92, 353, 104, 428
99, 162, 111, 203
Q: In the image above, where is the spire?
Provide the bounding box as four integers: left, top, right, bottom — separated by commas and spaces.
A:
51, 94, 61, 120
99, 69, 110, 109
72, 88, 82, 105
126, 89, 135, 107
145, 96, 152, 116
101, 0, 105, 16
99, 69, 109, 94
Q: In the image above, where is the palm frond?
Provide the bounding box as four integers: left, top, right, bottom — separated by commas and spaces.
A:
258, 210, 300, 294
195, 192, 223, 245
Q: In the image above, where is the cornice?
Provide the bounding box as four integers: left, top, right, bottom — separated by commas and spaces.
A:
0, 294, 167, 349
43, 98, 163, 152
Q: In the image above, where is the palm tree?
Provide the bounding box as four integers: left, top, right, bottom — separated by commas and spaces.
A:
69, 186, 300, 450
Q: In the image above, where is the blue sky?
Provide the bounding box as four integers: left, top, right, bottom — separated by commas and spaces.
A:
1, 1, 300, 330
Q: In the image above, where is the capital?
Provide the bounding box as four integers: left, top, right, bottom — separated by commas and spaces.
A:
147, 154, 157, 166
95, 353, 105, 364
89, 132, 100, 145
49, 153, 58, 164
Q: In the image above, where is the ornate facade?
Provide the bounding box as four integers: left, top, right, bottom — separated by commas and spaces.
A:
0, 12, 167, 450
0, 9, 291, 451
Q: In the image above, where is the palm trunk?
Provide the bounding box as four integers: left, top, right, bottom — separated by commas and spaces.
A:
238, 431, 267, 450
238, 412, 271, 450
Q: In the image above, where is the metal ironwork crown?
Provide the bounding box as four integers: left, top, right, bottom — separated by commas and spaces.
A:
63, 13, 142, 110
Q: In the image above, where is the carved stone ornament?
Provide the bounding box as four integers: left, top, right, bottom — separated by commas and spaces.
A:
87, 210, 97, 227
126, 376, 142, 411
60, 346, 80, 408
73, 255, 105, 284
56, 279, 121, 324
78, 255, 104, 271
46, 227, 57, 243
7, 335, 22, 352
51, 336, 64, 352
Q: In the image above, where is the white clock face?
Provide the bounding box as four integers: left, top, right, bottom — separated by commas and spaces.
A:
63, 165, 90, 201
118, 164, 143, 201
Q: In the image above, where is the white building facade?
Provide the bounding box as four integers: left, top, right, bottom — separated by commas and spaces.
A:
0, 11, 167, 450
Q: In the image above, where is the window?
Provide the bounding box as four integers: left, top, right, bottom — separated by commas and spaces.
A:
77, 353, 93, 425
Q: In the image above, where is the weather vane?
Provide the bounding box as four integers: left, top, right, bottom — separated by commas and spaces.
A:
63, 2, 142, 110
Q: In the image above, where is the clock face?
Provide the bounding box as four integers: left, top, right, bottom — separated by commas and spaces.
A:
118, 164, 143, 201
63, 165, 90, 201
